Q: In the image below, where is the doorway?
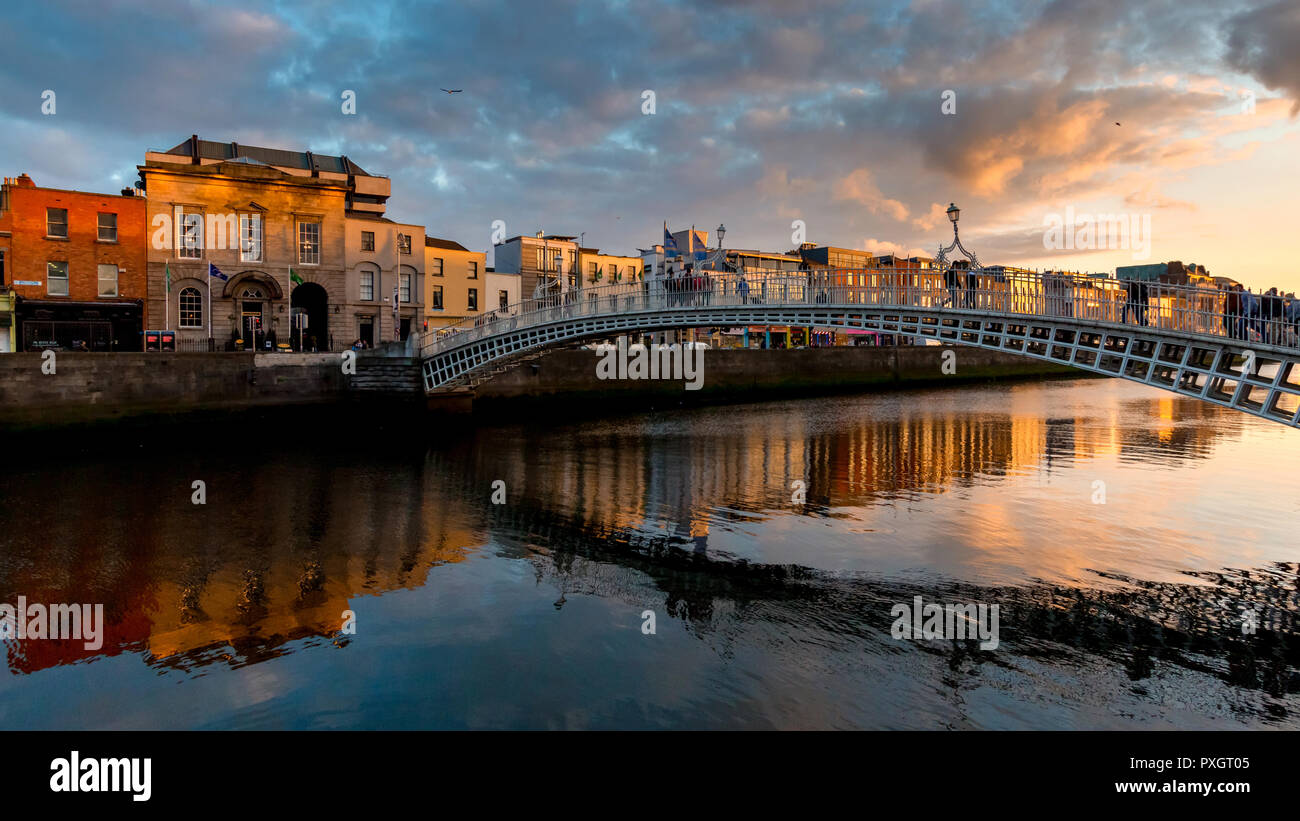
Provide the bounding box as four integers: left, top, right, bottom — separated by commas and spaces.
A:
241, 301, 262, 350
290, 281, 329, 351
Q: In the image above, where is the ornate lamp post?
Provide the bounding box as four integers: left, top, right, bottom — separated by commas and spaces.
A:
935, 202, 981, 272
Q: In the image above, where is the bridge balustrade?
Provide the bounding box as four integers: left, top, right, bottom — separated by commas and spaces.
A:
424, 268, 1297, 360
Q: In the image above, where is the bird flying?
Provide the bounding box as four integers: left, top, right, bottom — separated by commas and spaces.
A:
440, 88, 463, 94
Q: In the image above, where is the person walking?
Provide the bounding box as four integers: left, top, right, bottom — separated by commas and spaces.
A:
1224, 284, 1242, 339
1264, 287, 1283, 345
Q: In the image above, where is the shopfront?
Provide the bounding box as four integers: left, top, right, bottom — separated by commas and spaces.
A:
17, 298, 144, 351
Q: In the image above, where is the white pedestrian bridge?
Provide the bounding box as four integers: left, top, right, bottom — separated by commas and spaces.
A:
421, 268, 1300, 429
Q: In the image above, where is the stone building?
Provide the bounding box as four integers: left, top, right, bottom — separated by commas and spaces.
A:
138, 136, 394, 351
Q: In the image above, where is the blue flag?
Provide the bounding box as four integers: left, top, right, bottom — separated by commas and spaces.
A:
664, 223, 680, 258
209, 263, 228, 282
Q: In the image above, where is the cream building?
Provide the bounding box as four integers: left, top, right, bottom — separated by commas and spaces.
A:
343, 215, 424, 346
485, 269, 521, 314
139, 136, 395, 351
424, 237, 488, 331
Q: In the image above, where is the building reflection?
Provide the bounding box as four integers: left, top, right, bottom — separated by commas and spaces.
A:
0, 383, 1267, 685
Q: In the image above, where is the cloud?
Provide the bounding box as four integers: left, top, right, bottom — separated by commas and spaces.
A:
0, 0, 1296, 286
833, 169, 910, 221
1225, 0, 1300, 116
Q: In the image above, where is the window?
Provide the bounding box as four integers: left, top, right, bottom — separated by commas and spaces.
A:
360, 269, 374, 301
430, 257, 443, 276
361, 231, 375, 251
400, 272, 411, 303
498, 289, 508, 310
398, 233, 411, 255
97, 212, 118, 242
0, 248, 6, 286
298, 221, 321, 264
240, 214, 263, 262
46, 208, 68, 238
241, 287, 263, 299
97, 264, 118, 296
180, 287, 203, 328
588, 261, 597, 277
535, 248, 544, 270
179, 210, 203, 259
431, 285, 443, 310
610, 264, 618, 278
468, 260, 478, 279
467, 288, 478, 311
47, 261, 69, 296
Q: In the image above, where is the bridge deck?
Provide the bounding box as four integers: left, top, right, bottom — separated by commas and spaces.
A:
419, 268, 1300, 428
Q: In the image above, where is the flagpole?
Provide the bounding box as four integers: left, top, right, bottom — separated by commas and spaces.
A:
206, 260, 212, 349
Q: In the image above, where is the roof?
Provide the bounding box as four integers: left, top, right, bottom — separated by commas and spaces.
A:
347, 213, 396, 223
159, 137, 375, 177
425, 237, 471, 252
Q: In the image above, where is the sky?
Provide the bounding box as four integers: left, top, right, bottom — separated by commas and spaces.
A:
2, 0, 1298, 290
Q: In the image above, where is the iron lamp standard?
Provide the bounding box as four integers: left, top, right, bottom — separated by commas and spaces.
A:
935, 201, 983, 312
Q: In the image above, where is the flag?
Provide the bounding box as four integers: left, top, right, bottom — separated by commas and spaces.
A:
209, 263, 228, 282
664, 222, 680, 258
165, 262, 172, 293
289, 267, 304, 286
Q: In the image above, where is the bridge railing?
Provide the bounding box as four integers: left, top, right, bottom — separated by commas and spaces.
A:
421, 268, 1300, 357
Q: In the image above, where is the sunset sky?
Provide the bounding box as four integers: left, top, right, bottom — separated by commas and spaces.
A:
2, 0, 1298, 289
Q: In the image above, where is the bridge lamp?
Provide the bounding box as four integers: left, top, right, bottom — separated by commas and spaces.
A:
947, 203, 960, 228
716, 223, 726, 247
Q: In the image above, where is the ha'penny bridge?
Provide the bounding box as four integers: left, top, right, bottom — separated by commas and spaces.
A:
420, 266, 1300, 429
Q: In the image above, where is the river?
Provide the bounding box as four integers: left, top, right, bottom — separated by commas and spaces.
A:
1, 376, 1297, 729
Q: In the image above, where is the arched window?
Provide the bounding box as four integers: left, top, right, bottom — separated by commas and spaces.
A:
180, 287, 203, 328
241, 287, 264, 299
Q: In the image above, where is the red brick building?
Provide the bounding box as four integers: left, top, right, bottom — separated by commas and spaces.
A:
0, 174, 147, 351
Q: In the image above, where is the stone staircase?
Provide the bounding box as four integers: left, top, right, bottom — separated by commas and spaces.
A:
347, 355, 422, 397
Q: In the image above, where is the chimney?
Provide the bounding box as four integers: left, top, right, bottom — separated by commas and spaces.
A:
16, 173, 35, 188
190, 134, 200, 165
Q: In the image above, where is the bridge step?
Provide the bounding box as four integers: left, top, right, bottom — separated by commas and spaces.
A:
348, 356, 422, 395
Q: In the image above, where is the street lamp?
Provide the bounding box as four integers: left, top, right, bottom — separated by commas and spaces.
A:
936, 201, 980, 273
716, 223, 726, 246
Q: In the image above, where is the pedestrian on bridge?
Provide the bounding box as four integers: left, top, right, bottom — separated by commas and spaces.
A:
1224, 285, 1242, 339
738, 275, 750, 305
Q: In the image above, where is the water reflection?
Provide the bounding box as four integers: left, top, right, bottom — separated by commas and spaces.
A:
0, 377, 1296, 728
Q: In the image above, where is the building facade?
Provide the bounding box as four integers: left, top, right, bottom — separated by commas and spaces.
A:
492, 233, 580, 302
138, 136, 392, 351
344, 215, 424, 346
0, 174, 147, 351
424, 237, 488, 331
485, 269, 521, 314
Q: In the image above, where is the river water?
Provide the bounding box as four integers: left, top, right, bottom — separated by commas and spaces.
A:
1, 376, 1297, 729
